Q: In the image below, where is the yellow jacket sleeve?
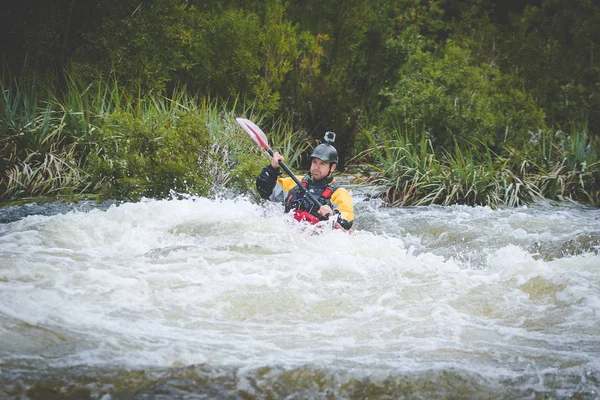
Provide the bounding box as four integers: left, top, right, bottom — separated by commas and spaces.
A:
277, 176, 304, 194
330, 187, 354, 223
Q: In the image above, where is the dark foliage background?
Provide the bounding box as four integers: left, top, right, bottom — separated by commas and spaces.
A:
1, 0, 598, 205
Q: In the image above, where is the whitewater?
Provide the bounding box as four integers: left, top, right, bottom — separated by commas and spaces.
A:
0, 195, 598, 399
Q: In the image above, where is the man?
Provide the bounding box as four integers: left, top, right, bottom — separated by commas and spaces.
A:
256, 132, 354, 231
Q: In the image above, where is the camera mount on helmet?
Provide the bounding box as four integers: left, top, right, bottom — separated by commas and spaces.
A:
324, 131, 336, 144
310, 131, 338, 164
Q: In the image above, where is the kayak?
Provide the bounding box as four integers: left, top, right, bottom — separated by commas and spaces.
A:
293, 209, 354, 233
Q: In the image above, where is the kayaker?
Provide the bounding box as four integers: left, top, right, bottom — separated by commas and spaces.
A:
256, 132, 354, 230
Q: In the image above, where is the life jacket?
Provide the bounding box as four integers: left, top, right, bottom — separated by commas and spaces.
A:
285, 176, 337, 225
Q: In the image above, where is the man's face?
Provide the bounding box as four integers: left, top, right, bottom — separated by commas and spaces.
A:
310, 157, 335, 180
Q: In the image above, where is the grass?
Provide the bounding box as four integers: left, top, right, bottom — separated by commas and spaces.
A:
1, 74, 310, 202
349, 125, 599, 207
1, 75, 92, 200
1, 72, 598, 207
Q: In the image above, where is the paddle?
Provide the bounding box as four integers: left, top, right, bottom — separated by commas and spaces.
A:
235, 117, 322, 208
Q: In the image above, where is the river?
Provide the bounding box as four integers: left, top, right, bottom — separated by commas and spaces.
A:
0, 195, 599, 399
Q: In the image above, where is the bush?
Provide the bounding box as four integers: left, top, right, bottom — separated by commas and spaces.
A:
380, 41, 545, 152
88, 109, 211, 200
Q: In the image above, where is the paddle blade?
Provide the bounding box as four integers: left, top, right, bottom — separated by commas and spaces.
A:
236, 118, 271, 151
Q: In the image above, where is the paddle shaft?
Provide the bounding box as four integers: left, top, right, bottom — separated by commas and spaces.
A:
265, 148, 322, 207
235, 117, 323, 209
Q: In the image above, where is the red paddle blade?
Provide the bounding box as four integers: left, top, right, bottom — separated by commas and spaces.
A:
236, 118, 271, 151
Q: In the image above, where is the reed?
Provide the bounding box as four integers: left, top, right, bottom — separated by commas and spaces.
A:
1, 68, 313, 203
4, 147, 91, 198
351, 124, 599, 207
0, 74, 94, 201
2, 69, 598, 206
350, 128, 440, 206
525, 127, 599, 204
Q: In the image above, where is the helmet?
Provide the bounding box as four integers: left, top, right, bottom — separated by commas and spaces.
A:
310, 143, 338, 163
310, 131, 338, 163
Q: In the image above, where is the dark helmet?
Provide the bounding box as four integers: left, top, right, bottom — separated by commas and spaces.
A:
310, 131, 338, 163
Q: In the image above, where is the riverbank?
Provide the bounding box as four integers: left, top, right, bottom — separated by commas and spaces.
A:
1, 79, 598, 207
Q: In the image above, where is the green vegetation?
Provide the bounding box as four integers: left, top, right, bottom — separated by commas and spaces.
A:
0, 76, 270, 202
1, 0, 599, 207
380, 41, 545, 151
351, 126, 598, 207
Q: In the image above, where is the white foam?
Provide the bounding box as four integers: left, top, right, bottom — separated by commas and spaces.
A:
0, 197, 598, 378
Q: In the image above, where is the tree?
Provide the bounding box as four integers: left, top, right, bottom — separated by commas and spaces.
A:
72, 0, 263, 98
380, 41, 544, 151
283, 0, 448, 165
0, 0, 102, 84
502, 0, 600, 135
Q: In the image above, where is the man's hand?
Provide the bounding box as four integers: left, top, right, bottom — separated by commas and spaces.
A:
318, 205, 334, 218
271, 152, 284, 169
